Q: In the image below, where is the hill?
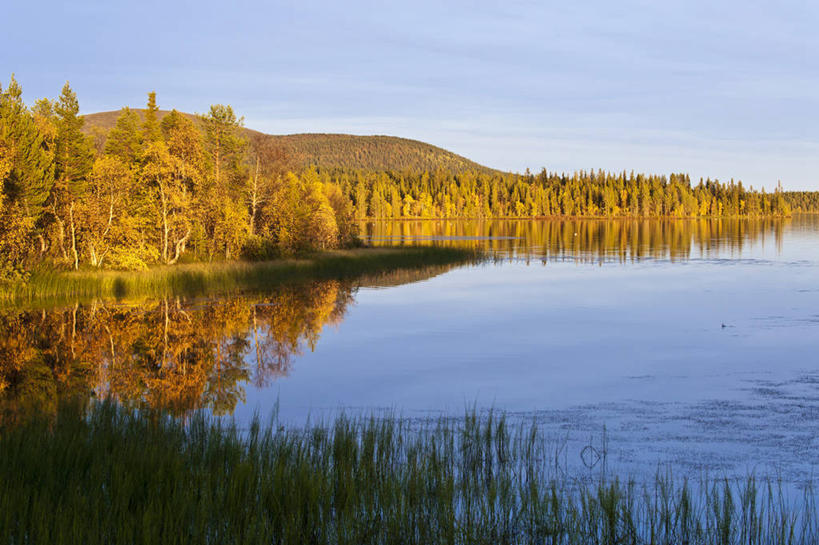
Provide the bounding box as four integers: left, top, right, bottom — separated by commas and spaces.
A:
82, 110, 494, 174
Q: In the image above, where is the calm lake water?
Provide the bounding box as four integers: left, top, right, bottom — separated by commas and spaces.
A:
3, 216, 819, 482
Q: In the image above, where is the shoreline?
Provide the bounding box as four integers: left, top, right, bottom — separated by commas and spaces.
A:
0, 246, 482, 306
356, 214, 800, 221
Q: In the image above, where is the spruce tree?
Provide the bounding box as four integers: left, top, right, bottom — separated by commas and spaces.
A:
0, 75, 55, 221
104, 107, 144, 164
53, 82, 93, 269
143, 91, 161, 142
54, 83, 93, 190
200, 104, 246, 186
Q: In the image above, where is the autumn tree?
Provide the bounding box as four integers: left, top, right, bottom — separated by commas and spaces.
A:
199, 104, 249, 259
143, 91, 161, 142
0, 76, 54, 228
77, 156, 137, 267
104, 107, 144, 165
142, 142, 194, 264
246, 134, 292, 237
0, 133, 31, 280
53, 82, 94, 269
200, 104, 246, 188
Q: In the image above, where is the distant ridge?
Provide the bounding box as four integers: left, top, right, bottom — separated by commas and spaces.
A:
82, 109, 495, 174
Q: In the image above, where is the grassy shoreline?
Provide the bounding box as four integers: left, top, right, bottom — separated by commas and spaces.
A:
1, 400, 815, 544
0, 246, 482, 305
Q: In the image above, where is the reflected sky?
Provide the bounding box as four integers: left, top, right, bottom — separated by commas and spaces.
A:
3, 217, 819, 480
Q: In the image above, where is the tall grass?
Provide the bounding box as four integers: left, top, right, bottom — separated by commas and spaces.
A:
0, 247, 482, 306
1, 401, 815, 544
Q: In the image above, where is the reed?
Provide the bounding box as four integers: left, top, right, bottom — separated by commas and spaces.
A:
0, 247, 482, 306
0, 400, 815, 544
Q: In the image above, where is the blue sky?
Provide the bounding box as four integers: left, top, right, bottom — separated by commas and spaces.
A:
4, 0, 818, 189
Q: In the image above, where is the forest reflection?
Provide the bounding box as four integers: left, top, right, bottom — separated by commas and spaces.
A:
0, 265, 455, 423
361, 217, 808, 263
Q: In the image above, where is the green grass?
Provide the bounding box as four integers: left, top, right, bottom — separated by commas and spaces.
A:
0, 400, 816, 545
0, 247, 482, 306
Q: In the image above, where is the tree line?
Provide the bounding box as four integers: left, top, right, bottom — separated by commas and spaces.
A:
2, 75, 808, 281
783, 191, 819, 213
318, 168, 793, 220
0, 76, 358, 281
363, 217, 790, 264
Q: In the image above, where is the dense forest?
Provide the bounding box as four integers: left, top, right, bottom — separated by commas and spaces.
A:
2, 75, 813, 281
0, 77, 358, 281
783, 191, 819, 213
324, 168, 793, 220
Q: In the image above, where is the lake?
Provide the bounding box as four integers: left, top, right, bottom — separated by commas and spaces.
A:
2, 216, 818, 483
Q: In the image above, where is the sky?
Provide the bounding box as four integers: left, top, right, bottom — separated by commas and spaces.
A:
4, 0, 819, 190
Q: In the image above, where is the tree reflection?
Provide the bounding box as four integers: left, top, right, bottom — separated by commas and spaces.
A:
0, 261, 464, 423
362, 217, 793, 263
0, 280, 362, 423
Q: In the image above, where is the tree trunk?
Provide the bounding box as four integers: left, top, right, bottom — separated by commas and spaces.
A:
69, 201, 79, 270
168, 227, 192, 265
250, 155, 259, 236
161, 184, 169, 263
36, 234, 47, 255
52, 204, 69, 260
215, 145, 220, 186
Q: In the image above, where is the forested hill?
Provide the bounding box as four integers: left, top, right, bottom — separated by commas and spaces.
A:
82, 110, 493, 174
4, 78, 807, 284
268, 134, 492, 173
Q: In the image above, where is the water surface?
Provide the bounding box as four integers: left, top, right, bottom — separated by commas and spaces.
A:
3, 217, 818, 482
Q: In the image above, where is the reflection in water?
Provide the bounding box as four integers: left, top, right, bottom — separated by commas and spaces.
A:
0, 265, 456, 423
361, 217, 808, 262
3, 217, 816, 423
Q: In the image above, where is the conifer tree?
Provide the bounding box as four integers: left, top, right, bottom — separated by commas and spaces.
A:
143, 91, 162, 142
0, 76, 55, 221
104, 107, 144, 165
200, 104, 246, 187
54, 82, 93, 186
53, 82, 94, 269
199, 105, 248, 258
0, 126, 34, 280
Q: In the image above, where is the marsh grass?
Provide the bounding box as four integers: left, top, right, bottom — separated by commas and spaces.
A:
1, 401, 816, 545
0, 247, 481, 306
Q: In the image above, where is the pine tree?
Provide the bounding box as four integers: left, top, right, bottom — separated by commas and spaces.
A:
0, 75, 55, 221
143, 91, 162, 142
199, 105, 248, 258
199, 104, 246, 187
54, 82, 93, 187
53, 82, 94, 269
104, 107, 144, 165
0, 118, 35, 280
